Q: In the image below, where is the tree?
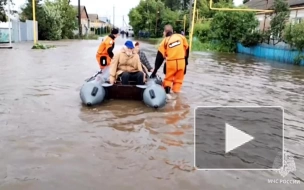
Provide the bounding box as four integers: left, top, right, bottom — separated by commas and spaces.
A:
196, 0, 214, 19
284, 22, 304, 64
20, 0, 43, 21
269, 0, 290, 44
194, 21, 211, 42
0, 0, 12, 22
0, 0, 6, 21
182, 0, 190, 10
161, 0, 181, 11
129, 0, 183, 37
54, 0, 77, 39
209, 1, 259, 52
243, 0, 250, 4
160, 0, 190, 11
42, 0, 62, 40
20, 0, 46, 39
20, 0, 77, 40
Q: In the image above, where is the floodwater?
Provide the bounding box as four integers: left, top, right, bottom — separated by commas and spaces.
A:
0, 37, 303, 190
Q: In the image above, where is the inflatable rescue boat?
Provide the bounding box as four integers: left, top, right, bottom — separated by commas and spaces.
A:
80, 66, 167, 108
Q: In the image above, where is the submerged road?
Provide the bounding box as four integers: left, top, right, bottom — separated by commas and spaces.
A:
0, 37, 303, 189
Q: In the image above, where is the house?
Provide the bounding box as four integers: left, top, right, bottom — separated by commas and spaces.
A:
245, 0, 304, 31
88, 14, 101, 28
73, 5, 90, 35
99, 17, 111, 27
88, 14, 110, 33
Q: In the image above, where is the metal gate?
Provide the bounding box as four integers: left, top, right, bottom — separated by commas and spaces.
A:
19, 22, 27, 42
8, 19, 38, 42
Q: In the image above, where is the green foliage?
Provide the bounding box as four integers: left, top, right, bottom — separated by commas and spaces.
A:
160, 0, 188, 11
191, 1, 259, 52
192, 40, 233, 52
283, 24, 293, 44
20, 0, 43, 21
243, 0, 249, 4
56, 0, 77, 39
154, 38, 164, 48
209, 2, 259, 52
269, 0, 290, 43
284, 22, 304, 51
293, 54, 304, 65
261, 30, 271, 44
20, 0, 77, 40
284, 22, 304, 65
240, 31, 262, 47
0, 0, 16, 22
192, 40, 217, 52
43, 0, 62, 40
196, 0, 215, 19
194, 21, 211, 43
0, 0, 7, 21
32, 43, 55, 49
128, 0, 186, 37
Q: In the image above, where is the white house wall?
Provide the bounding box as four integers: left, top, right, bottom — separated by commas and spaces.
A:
290, 9, 304, 18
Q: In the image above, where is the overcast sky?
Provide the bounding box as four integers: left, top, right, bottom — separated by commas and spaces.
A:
12, 0, 243, 27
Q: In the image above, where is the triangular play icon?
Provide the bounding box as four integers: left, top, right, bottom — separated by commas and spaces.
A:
225, 123, 254, 153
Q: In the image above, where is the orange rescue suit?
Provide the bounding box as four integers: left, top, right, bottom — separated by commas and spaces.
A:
96, 35, 115, 69
152, 33, 189, 93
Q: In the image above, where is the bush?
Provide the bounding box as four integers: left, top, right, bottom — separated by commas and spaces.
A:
284, 22, 304, 51
194, 21, 211, 43
20, 0, 77, 40
269, 0, 290, 43
42, 1, 63, 40
261, 30, 271, 44
240, 31, 262, 47
210, 7, 259, 52
283, 22, 304, 64
191, 39, 233, 52
32, 43, 55, 49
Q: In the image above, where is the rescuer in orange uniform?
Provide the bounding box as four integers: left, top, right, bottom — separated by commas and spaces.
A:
96, 28, 119, 70
150, 25, 189, 99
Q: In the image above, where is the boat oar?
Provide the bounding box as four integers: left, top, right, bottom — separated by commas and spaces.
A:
85, 70, 102, 82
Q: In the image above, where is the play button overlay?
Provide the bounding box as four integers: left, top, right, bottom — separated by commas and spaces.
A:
225, 123, 254, 153
194, 106, 284, 170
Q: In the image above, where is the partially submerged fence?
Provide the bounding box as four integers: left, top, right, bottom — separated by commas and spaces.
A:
237, 43, 304, 66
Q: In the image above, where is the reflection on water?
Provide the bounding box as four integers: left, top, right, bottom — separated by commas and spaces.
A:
0, 38, 303, 190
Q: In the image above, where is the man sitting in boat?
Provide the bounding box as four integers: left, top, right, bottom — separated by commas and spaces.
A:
133, 41, 153, 72
109, 40, 145, 85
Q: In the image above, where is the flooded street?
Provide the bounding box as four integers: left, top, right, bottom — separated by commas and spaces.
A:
0, 37, 303, 189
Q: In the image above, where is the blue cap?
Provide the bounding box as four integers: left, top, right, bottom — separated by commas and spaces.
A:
124, 40, 134, 49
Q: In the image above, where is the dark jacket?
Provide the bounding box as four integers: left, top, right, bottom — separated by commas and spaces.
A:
138, 50, 152, 71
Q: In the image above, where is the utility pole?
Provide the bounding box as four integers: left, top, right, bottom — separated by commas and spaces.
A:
188, 0, 193, 33
8, 0, 12, 47
189, 0, 197, 51
263, 0, 268, 32
78, 0, 81, 37
32, 0, 37, 44
113, 6, 115, 28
